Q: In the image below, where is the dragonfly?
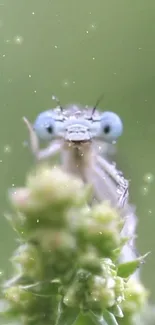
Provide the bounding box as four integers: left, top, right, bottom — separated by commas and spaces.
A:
23, 97, 138, 272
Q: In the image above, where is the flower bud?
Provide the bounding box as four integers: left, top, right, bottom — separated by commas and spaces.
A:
121, 279, 148, 314
12, 243, 42, 279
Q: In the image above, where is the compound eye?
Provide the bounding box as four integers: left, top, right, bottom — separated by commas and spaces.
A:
101, 111, 123, 142
33, 111, 56, 141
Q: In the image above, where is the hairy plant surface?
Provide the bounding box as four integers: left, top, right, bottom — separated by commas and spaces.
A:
0, 165, 149, 325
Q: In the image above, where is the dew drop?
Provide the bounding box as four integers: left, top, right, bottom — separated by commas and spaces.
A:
143, 173, 154, 184
90, 23, 96, 30
141, 186, 149, 196
4, 145, 11, 154
14, 35, 23, 45
62, 80, 69, 87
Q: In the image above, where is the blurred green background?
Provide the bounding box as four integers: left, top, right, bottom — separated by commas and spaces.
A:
0, 0, 155, 302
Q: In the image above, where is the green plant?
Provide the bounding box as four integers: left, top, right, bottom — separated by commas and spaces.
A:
0, 165, 149, 325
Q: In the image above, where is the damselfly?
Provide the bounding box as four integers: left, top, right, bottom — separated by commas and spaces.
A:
23, 99, 138, 270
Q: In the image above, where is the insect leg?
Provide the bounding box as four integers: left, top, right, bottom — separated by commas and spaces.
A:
96, 155, 127, 187
96, 155, 129, 206
23, 117, 61, 160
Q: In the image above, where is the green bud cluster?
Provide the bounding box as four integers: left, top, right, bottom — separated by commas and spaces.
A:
0, 165, 148, 325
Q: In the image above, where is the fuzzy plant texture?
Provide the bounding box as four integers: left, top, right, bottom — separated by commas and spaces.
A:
0, 164, 152, 325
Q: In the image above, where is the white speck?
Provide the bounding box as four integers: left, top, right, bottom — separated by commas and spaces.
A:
37, 219, 39, 223
113, 72, 117, 75
86, 30, 89, 34
54, 45, 58, 49
0, 160, 2, 163
14, 35, 23, 45
89, 11, 92, 15
117, 296, 123, 303
4, 145, 11, 154
73, 81, 75, 84
32, 12, 35, 15
148, 210, 152, 215
29, 74, 32, 78
64, 297, 69, 304
90, 23, 96, 30
5, 39, 10, 44
143, 173, 154, 184
34, 90, 37, 93
138, 47, 142, 50
2, 54, 5, 57
140, 186, 149, 196
92, 57, 95, 60
62, 80, 69, 87
12, 184, 15, 187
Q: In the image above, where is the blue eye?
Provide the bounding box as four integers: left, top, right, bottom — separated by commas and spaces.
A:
100, 111, 123, 142
33, 111, 56, 141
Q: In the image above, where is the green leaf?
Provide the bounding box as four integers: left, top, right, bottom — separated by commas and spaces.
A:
55, 301, 79, 325
108, 305, 124, 318
117, 253, 150, 278
89, 311, 108, 325
102, 310, 119, 325
89, 310, 119, 325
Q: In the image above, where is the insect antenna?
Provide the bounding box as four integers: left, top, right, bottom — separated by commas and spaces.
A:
91, 93, 105, 118
52, 95, 64, 113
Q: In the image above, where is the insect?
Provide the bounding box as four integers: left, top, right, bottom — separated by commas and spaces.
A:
23, 97, 128, 203
23, 98, 138, 272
